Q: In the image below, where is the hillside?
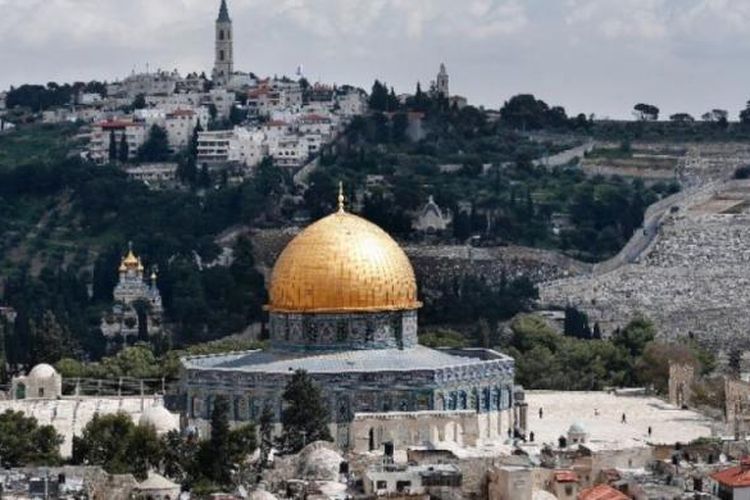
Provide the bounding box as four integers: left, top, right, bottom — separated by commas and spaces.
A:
0, 98, 689, 365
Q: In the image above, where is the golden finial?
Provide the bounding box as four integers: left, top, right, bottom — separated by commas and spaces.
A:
337, 182, 345, 213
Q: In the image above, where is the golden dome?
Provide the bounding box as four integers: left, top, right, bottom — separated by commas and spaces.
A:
120, 246, 144, 272
267, 210, 422, 314
123, 249, 138, 265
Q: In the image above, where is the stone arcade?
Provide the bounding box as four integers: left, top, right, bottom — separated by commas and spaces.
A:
179, 188, 526, 451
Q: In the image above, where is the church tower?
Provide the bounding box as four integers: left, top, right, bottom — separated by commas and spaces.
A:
436, 63, 450, 98
212, 0, 234, 87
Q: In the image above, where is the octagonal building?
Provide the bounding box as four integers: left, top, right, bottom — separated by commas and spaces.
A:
179, 191, 526, 451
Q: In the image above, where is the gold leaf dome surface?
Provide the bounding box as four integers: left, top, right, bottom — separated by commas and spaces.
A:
268, 211, 421, 313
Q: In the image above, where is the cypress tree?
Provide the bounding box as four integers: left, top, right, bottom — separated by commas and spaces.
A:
108, 130, 117, 163
279, 370, 332, 454
205, 395, 231, 484
118, 133, 129, 163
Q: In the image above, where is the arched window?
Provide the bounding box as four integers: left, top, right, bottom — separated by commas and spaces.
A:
219, 30, 225, 40
220, 50, 225, 62
459, 391, 468, 410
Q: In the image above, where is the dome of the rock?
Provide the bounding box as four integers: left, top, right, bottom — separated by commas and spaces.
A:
267, 208, 421, 314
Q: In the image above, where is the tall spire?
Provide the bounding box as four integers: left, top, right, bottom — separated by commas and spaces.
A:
337, 182, 346, 213
218, 0, 231, 23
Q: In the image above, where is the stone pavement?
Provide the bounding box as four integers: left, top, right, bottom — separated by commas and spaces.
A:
524, 391, 713, 451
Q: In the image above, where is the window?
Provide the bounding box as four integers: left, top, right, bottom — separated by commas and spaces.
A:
219, 30, 225, 40
220, 50, 225, 61
376, 481, 387, 490
396, 481, 412, 492
38, 388, 45, 398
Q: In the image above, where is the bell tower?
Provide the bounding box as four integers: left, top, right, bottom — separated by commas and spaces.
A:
212, 0, 234, 87
436, 63, 450, 98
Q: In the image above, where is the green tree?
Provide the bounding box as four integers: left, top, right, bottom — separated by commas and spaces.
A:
612, 317, 656, 357
73, 413, 162, 479
190, 120, 203, 158
126, 423, 164, 480
0, 410, 63, 467
279, 370, 332, 454
199, 395, 232, 485
138, 125, 170, 162
108, 130, 117, 163
132, 94, 147, 110
369, 80, 389, 112
30, 310, 71, 365
633, 103, 659, 121
162, 430, 198, 485
118, 133, 129, 163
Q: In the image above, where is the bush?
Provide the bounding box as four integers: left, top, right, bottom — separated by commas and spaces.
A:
734, 165, 750, 179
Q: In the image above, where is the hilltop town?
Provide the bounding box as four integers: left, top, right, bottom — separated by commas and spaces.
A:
6, 1, 750, 500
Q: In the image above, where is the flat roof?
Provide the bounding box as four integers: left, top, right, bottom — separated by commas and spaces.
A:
182, 345, 511, 374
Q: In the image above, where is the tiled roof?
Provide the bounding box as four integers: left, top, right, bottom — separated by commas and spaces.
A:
167, 109, 195, 118
578, 484, 628, 500
99, 120, 140, 129
711, 460, 750, 488
554, 471, 578, 483
184, 345, 505, 374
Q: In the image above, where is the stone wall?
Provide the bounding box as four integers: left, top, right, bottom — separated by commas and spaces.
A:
541, 178, 750, 350
668, 363, 695, 408
725, 378, 750, 428
249, 229, 591, 293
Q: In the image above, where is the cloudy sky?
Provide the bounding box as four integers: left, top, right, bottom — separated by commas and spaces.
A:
1, 0, 750, 118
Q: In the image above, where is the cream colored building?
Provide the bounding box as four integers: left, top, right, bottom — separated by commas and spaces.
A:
11, 364, 62, 400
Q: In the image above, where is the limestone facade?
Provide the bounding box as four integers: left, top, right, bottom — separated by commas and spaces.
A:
212, 0, 234, 86
11, 364, 62, 400
725, 378, 750, 436
668, 363, 695, 408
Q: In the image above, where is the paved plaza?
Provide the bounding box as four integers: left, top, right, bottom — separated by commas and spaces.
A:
524, 391, 714, 451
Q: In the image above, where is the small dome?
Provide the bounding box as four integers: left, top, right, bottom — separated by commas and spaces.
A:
268, 210, 421, 314
139, 405, 179, 434
28, 364, 58, 379
297, 442, 344, 481
568, 422, 587, 434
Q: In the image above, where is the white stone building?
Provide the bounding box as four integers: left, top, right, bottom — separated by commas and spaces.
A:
125, 163, 178, 188
413, 196, 452, 233
11, 364, 62, 400
269, 136, 308, 169
197, 127, 267, 168
165, 108, 209, 151
107, 70, 181, 99
336, 88, 368, 117
88, 119, 147, 164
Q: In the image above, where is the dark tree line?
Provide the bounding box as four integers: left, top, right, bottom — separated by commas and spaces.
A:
6, 81, 106, 112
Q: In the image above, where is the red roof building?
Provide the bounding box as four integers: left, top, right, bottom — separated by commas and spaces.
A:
578, 484, 629, 500
711, 457, 750, 492
555, 471, 579, 483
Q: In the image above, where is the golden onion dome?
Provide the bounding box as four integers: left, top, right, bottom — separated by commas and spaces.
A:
122, 249, 139, 267
268, 203, 421, 314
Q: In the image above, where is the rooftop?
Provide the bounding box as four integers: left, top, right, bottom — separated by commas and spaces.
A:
182, 345, 510, 374
578, 484, 629, 500
711, 460, 750, 488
